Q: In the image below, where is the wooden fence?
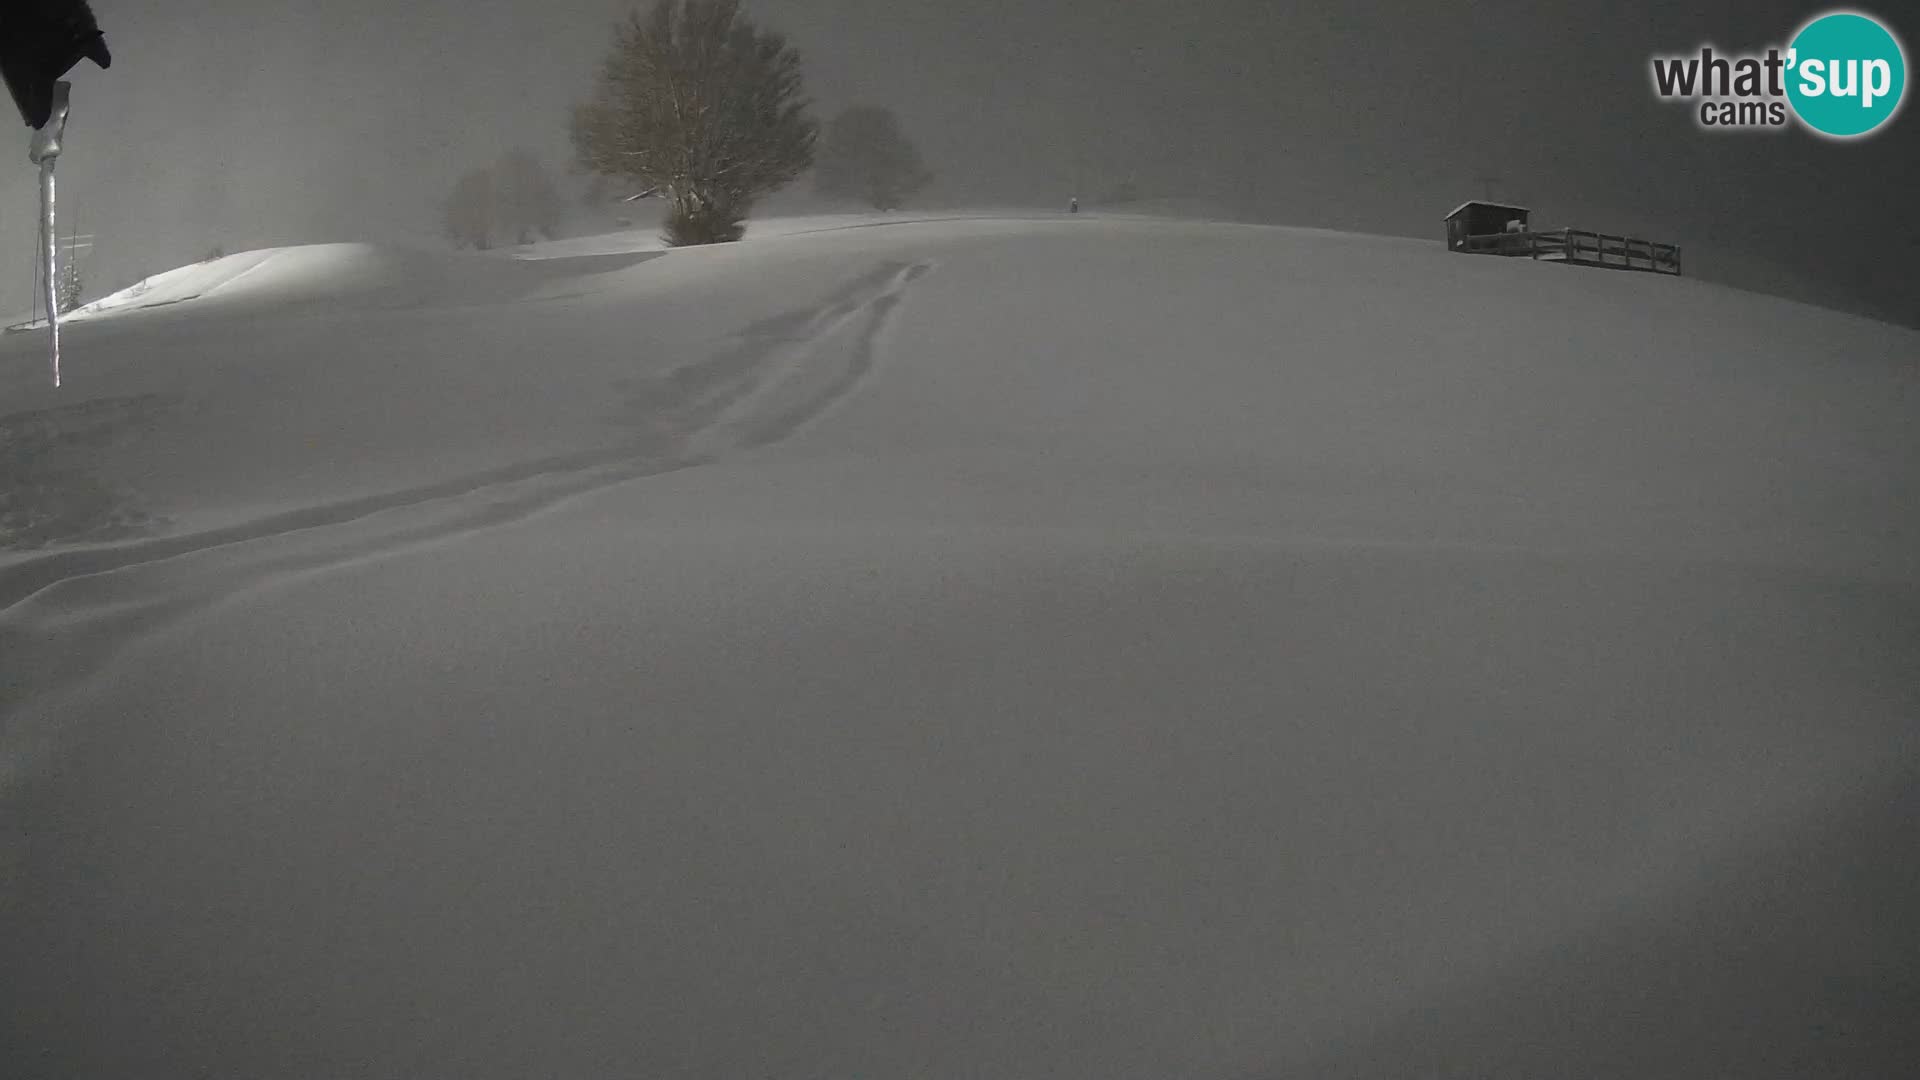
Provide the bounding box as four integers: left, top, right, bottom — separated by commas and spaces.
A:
1458, 229, 1682, 275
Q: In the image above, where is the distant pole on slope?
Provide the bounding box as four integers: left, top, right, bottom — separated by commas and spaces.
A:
27, 195, 41, 328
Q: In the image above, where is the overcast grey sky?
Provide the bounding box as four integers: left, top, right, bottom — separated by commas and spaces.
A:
4, 0, 1915, 324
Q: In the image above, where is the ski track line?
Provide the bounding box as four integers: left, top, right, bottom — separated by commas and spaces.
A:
0, 259, 933, 616
0, 259, 934, 723
690, 260, 931, 454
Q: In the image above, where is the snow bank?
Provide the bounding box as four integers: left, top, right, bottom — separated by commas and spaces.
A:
61, 242, 666, 324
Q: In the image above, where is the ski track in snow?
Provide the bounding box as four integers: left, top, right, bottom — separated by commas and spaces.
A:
0, 259, 934, 771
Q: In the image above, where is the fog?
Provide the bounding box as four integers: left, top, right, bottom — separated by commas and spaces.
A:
3, 6, 1918, 1074
2, 0, 1914, 325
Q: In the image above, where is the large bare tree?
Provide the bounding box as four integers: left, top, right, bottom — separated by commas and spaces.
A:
571, 0, 816, 246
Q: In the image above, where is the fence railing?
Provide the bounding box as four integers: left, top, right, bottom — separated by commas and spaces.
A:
1458, 229, 1681, 275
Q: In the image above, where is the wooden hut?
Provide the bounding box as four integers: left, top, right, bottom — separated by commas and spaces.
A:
1444, 200, 1681, 276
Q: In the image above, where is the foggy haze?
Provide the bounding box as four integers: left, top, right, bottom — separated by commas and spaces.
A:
2, 0, 1914, 325
5, 4, 1919, 1076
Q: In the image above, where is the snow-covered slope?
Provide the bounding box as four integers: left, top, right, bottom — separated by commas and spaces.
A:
2, 213, 1917, 1079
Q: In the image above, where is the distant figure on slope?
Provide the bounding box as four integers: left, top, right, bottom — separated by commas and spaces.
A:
1069, 196, 1079, 214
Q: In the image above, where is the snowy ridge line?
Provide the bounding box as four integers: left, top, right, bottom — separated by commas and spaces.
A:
768, 212, 1067, 239
117, 248, 284, 309
33, 249, 282, 327
15, 245, 668, 333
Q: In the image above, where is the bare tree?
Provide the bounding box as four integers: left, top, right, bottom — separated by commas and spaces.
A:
494, 149, 564, 245
444, 168, 496, 250
814, 106, 931, 211
571, 0, 816, 246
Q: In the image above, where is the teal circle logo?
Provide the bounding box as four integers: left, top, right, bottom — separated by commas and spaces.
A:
1786, 11, 1907, 137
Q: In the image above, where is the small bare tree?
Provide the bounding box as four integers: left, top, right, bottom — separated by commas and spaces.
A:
571, 0, 817, 246
814, 106, 932, 211
444, 168, 496, 250
494, 149, 564, 245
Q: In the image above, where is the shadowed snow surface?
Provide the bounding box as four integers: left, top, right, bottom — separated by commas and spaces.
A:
2, 215, 1917, 1079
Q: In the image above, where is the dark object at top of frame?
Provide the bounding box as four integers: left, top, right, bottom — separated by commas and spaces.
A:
2, 0, 112, 129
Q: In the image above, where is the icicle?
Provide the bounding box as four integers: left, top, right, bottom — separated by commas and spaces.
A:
40, 159, 60, 386
28, 81, 72, 388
